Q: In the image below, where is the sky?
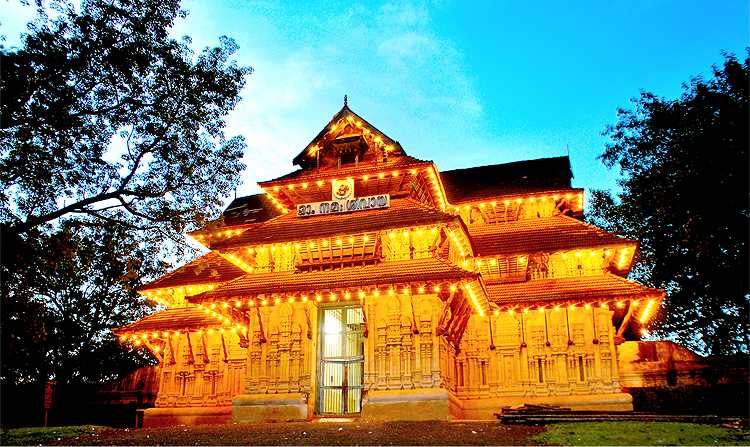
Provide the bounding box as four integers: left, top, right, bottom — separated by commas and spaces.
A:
2, 0, 748, 205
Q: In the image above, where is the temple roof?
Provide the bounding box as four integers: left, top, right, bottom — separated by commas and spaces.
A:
260, 156, 430, 184
486, 273, 663, 307
292, 103, 404, 169
113, 307, 226, 334
223, 193, 284, 226
138, 252, 246, 292
441, 156, 574, 203
191, 257, 481, 299
211, 197, 460, 249
469, 215, 636, 257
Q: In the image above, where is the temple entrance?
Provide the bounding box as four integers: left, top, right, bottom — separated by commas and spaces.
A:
316, 305, 365, 415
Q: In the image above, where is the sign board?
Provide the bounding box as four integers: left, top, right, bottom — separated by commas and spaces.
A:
297, 194, 390, 217
44, 380, 56, 409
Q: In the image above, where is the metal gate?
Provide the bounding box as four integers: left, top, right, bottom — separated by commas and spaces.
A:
317, 306, 364, 415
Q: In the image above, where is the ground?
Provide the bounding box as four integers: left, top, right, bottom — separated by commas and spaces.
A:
1, 421, 747, 446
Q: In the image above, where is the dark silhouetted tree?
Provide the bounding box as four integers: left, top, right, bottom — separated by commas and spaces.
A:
589, 51, 749, 355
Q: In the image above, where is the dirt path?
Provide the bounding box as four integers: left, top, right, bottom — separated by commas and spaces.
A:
47, 421, 544, 445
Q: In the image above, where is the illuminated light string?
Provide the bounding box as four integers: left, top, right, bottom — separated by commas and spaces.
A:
451, 191, 585, 215
193, 176, 580, 243
472, 245, 636, 273
140, 284, 220, 304
259, 165, 449, 212
213, 225, 444, 273
191, 280, 486, 316
117, 323, 246, 349
490, 298, 658, 323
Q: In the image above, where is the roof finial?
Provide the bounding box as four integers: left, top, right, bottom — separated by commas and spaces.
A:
344, 94, 348, 107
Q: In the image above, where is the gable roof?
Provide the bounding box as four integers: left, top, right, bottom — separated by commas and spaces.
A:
292, 103, 405, 168
113, 306, 227, 334
469, 215, 636, 257
441, 156, 574, 203
138, 252, 245, 292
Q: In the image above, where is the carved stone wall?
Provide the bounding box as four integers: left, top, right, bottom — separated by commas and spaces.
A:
155, 331, 246, 408
244, 302, 314, 395
445, 307, 621, 399
363, 294, 443, 391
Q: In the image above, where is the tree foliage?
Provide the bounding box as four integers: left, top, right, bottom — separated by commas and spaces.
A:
589, 51, 749, 355
0, 0, 251, 384
1, 222, 158, 384
1, 0, 249, 241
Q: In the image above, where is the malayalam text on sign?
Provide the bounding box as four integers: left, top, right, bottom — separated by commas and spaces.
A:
297, 194, 390, 217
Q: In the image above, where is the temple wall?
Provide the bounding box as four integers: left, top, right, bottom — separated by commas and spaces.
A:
244, 302, 314, 395
145, 330, 247, 426
444, 307, 632, 417
360, 293, 449, 420
234, 301, 315, 423
363, 293, 443, 390
154, 331, 247, 409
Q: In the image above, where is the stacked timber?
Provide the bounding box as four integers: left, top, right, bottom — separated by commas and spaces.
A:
497, 404, 732, 424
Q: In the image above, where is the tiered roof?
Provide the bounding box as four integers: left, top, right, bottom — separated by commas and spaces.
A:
441, 156, 573, 203
486, 273, 663, 308
138, 252, 245, 292
469, 215, 636, 257
192, 257, 481, 300
210, 197, 460, 249
262, 156, 431, 185
114, 307, 227, 335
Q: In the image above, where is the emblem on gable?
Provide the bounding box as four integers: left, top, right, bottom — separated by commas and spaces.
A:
332, 178, 354, 201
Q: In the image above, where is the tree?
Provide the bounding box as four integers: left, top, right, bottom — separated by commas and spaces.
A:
1, 221, 158, 384
0, 0, 251, 385
1, 0, 249, 245
589, 51, 749, 355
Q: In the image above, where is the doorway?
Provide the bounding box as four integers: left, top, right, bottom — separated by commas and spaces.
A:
317, 305, 365, 415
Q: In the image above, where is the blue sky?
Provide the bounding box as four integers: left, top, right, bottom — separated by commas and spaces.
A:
2, 0, 748, 203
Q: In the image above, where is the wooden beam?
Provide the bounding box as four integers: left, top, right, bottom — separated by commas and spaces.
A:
142, 339, 163, 363
617, 300, 637, 338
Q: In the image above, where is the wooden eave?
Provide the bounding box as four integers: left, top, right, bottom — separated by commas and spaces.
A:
113, 306, 227, 335
258, 159, 449, 212
189, 257, 484, 303
210, 197, 459, 250
485, 273, 664, 309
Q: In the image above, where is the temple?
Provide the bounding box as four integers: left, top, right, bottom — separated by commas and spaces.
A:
114, 102, 664, 426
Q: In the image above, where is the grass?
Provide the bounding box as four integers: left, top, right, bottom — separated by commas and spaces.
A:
2, 421, 747, 446
533, 421, 750, 446
0, 425, 105, 446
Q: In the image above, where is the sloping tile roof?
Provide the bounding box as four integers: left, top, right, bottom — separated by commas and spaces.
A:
212, 197, 459, 249
193, 258, 479, 299
223, 193, 284, 226
441, 156, 573, 203
113, 307, 225, 334
260, 156, 431, 184
469, 215, 635, 257
138, 252, 245, 291
486, 273, 663, 306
